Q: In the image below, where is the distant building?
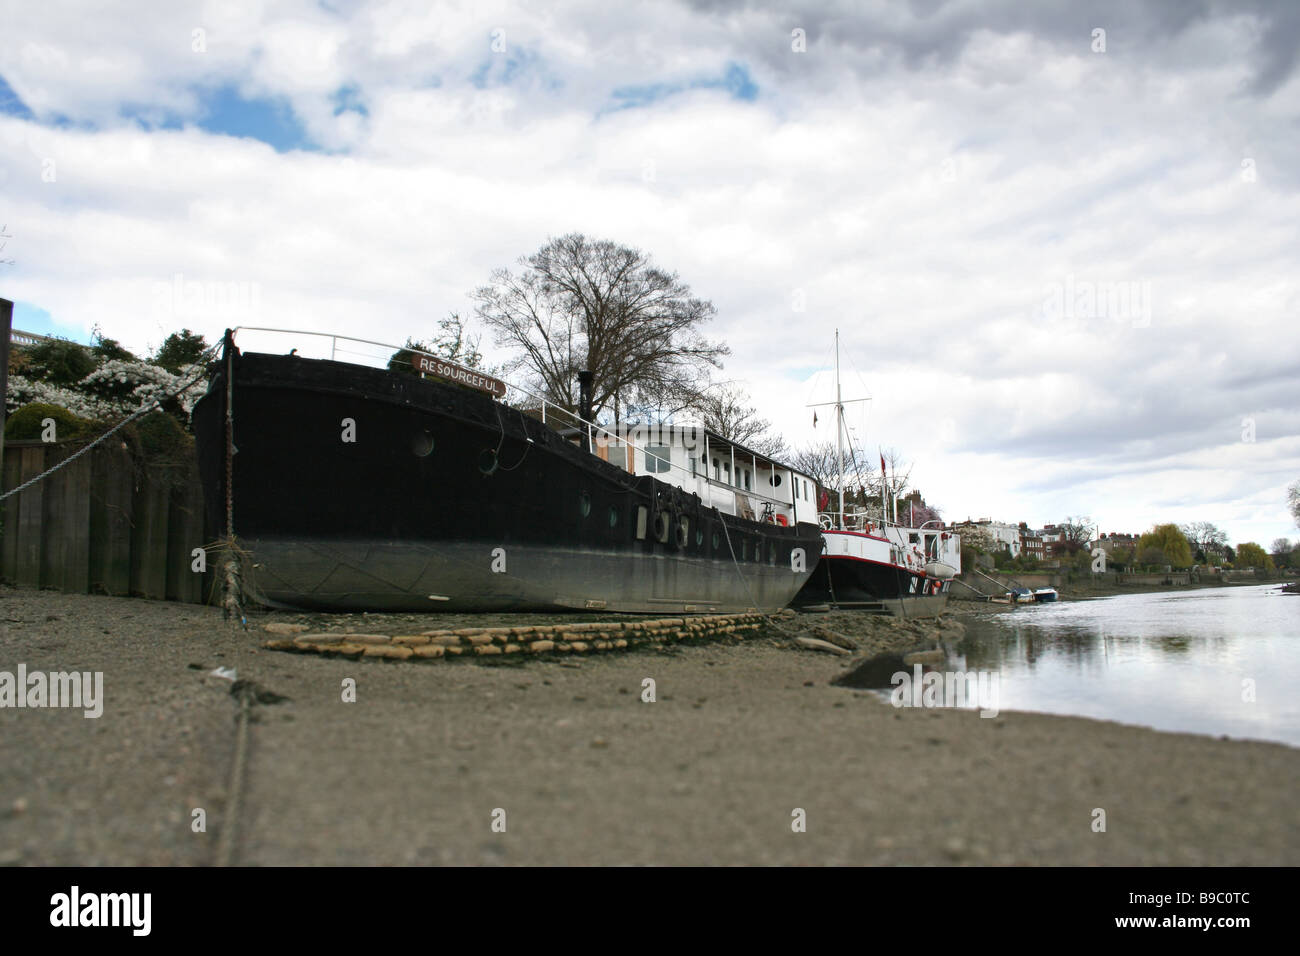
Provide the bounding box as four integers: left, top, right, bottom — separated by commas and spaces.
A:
952, 517, 1022, 557
8, 329, 53, 349
1093, 532, 1139, 555
1018, 522, 1046, 561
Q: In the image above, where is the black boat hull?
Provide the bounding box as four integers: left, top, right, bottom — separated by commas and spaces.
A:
192, 348, 821, 613
796, 553, 952, 618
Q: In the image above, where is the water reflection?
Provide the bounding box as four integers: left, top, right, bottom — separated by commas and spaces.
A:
952, 584, 1299, 747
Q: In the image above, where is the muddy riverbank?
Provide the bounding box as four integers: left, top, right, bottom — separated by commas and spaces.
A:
2, 585, 1296, 865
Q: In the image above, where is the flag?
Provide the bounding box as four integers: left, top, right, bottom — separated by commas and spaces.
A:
812, 410, 818, 427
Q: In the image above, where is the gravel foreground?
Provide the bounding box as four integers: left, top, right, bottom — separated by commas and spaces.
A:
2, 586, 1296, 866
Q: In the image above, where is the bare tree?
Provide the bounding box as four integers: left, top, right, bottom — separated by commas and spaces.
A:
473, 234, 728, 418
1181, 521, 1229, 556
693, 383, 787, 458
1290, 480, 1300, 530
0, 224, 13, 266
1059, 515, 1095, 546
787, 441, 876, 495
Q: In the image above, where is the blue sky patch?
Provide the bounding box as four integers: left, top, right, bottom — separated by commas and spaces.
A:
331, 84, 368, 117
195, 85, 314, 152
0, 75, 35, 119
11, 302, 88, 343
606, 61, 759, 113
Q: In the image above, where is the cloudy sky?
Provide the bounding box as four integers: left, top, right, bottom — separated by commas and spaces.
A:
2, 0, 1297, 548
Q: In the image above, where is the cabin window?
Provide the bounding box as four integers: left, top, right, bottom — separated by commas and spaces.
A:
909, 533, 919, 544
770, 473, 782, 487
712, 458, 721, 480
645, 446, 671, 473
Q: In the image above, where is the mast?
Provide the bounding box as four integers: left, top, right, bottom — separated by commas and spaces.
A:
835, 329, 844, 531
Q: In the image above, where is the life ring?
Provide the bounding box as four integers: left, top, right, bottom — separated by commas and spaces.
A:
674, 516, 689, 549
653, 511, 671, 544
774, 514, 789, 527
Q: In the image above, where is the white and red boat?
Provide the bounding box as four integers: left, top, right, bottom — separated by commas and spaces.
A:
792, 332, 961, 617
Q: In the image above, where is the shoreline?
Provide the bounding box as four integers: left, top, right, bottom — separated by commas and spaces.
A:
950, 575, 1291, 605
2, 584, 1296, 865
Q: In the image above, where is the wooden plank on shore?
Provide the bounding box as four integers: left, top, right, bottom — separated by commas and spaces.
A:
15, 446, 46, 588
166, 468, 207, 604
0, 443, 22, 581
88, 441, 134, 596
40, 445, 75, 591
61, 446, 92, 593
130, 467, 170, 599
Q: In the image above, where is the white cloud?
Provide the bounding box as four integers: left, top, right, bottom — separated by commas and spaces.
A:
1, 0, 1297, 546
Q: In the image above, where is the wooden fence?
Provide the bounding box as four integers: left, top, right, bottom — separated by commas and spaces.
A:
0, 439, 216, 603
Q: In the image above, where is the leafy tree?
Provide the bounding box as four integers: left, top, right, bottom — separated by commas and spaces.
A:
1235, 542, 1273, 570
152, 329, 208, 373
1138, 545, 1169, 569
4, 402, 96, 440
91, 325, 136, 362
25, 337, 96, 386
1138, 523, 1193, 568
474, 233, 727, 417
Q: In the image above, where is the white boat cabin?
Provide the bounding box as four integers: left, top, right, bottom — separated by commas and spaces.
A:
586, 423, 818, 526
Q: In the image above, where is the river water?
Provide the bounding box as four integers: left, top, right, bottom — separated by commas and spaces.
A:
946, 584, 1300, 747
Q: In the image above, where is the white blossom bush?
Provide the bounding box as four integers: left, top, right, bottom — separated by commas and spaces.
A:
4, 374, 129, 420
80, 359, 207, 417
6, 359, 208, 423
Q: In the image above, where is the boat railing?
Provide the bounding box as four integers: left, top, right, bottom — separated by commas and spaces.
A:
227, 326, 807, 518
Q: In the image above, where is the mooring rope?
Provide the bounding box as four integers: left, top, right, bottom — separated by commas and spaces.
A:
214, 687, 252, 868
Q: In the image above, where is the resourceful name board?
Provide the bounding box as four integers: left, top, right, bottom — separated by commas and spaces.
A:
413, 354, 507, 398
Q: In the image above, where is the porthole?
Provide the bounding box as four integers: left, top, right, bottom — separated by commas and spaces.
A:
608, 505, 619, 528
579, 491, 591, 518
411, 430, 434, 457
712, 530, 720, 551
695, 527, 704, 548
478, 449, 498, 475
